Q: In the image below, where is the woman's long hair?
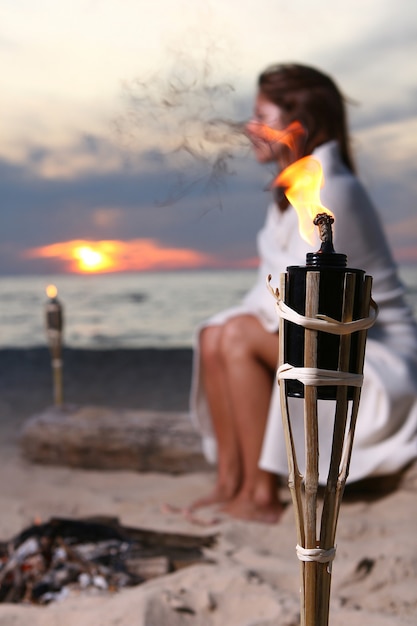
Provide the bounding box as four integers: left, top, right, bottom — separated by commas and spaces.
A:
258, 63, 355, 172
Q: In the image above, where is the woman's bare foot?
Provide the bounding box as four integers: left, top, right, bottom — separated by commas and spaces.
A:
188, 480, 240, 511
162, 475, 240, 520
221, 483, 285, 524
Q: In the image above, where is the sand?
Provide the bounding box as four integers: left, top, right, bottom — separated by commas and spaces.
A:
0, 348, 416, 625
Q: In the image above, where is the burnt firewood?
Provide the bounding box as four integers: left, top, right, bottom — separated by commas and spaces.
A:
12, 518, 127, 548
13, 516, 216, 550
0, 516, 217, 605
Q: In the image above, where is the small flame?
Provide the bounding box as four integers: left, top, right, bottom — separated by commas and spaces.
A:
46, 284, 58, 299
276, 156, 333, 245
247, 118, 333, 245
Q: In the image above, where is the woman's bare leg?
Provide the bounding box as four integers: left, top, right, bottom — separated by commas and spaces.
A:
219, 315, 283, 522
188, 325, 243, 510
190, 316, 283, 522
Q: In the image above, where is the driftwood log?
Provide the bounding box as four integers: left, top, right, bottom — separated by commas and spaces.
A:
20, 405, 210, 474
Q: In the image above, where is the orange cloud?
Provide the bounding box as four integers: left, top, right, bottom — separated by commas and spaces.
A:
392, 246, 417, 264
385, 217, 417, 264
386, 215, 417, 238
25, 238, 223, 273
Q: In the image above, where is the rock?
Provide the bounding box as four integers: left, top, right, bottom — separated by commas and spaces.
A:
19, 405, 210, 474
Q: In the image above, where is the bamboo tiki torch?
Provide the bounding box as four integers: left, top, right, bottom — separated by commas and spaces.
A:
269, 213, 377, 626
45, 284, 64, 407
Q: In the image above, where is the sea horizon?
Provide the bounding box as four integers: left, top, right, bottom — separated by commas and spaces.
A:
0, 269, 257, 350
1, 266, 416, 350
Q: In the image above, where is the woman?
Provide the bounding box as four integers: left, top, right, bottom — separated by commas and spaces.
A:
189, 64, 417, 523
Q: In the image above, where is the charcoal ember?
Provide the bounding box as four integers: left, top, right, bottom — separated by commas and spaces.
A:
0, 537, 41, 582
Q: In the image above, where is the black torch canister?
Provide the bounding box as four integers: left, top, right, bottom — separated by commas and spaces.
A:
283, 213, 365, 400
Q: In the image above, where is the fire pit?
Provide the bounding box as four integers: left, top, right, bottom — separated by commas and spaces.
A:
0, 516, 216, 604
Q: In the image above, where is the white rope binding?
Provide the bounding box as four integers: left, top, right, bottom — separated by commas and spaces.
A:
267, 275, 378, 336
277, 363, 363, 387
267, 275, 377, 388
277, 297, 377, 334
296, 544, 336, 573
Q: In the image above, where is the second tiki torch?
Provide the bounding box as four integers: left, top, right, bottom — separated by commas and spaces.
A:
45, 284, 64, 407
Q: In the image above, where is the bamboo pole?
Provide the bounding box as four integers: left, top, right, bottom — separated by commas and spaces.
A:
47, 329, 64, 407
317, 272, 356, 625
336, 276, 373, 501
323, 276, 373, 624
303, 270, 320, 626
278, 273, 306, 624
52, 356, 63, 406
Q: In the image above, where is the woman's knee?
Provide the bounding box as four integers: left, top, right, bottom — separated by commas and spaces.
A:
200, 325, 224, 367
219, 316, 258, 357
200, 316, 264, 364
200, 320, 248, 367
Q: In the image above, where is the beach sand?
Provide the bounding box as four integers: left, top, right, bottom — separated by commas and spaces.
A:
0, 348, 416, 625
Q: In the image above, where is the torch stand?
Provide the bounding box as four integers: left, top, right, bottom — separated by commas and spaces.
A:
269, 241, 376, 626
45, 291, 64, 408
47, 329, 64, 407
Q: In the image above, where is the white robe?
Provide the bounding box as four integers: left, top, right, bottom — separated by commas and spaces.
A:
190, 140, 417, 483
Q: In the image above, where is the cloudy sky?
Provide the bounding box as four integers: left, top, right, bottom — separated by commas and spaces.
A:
1, 0, 416, 275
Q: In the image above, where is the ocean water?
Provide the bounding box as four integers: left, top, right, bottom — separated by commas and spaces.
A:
0, 270, 256, 349
1, 267, 416, 350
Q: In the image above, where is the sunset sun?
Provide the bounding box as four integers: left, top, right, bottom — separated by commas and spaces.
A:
74, 245, 107, 272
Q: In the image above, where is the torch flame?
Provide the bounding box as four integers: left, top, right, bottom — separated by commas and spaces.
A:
46, 284, 58, 299
247, 118, 333, 245
276, 156, 333, 245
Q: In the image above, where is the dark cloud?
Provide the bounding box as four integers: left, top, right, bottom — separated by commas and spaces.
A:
314, 9, 417, 134
320, 7, 417, 76
0, 135, 268, 275
349, 92, 417, 132
2, 57, 416, 277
